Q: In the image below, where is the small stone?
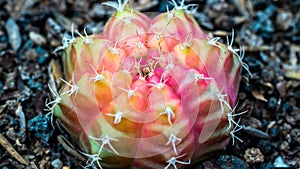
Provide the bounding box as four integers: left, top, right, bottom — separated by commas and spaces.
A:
257, 140, 276, 155
240, 30, 264, 48
244, 148, 264, 164
46, 18, 63, 36
51, 158, 63, 169
27, 115, 54, 143
5, 18, 22, 51
273, 156, 290, 168
285, 115, 296, 125
276, 11, 292, 31
259, 52, 270, 63
23, 48, 37, 61
280, 123, 292, 133
268, 127, 279, 139
4, 71, 17, 90
285, 134, 292, 143
217, 154, 250, 169
29, 32, 46, 46
267, 97, 277, 110
36, 46, 49, 64
279, 141, 289, 151
290, 128, 300, 144
276, 81, 286, 98
282, 102, 293, 113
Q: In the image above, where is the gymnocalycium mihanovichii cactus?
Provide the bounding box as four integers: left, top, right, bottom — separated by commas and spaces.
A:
47, 0, 251, 168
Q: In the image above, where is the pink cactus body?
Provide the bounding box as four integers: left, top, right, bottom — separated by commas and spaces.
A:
52, 1, 243, 168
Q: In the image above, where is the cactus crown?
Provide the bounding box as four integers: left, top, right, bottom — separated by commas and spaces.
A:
48, 0, 250, 168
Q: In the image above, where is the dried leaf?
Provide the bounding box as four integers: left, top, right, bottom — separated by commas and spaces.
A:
0, 104, 6, 114
243, 126, 271, 140
0, 133, 29, 165
50, 60, 63, 85
252, 90, 268, 102
261, 82, 274, 89
284, 71, 300, 80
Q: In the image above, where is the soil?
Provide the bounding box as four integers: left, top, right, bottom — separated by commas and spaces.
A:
0, 0, 300, 169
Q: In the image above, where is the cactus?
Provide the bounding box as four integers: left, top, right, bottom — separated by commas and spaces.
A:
48, 0, 249, 168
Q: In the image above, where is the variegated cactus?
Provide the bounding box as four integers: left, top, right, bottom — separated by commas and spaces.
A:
48, 0, 250, 168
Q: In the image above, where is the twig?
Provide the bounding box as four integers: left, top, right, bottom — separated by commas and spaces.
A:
0, 133, 29, 165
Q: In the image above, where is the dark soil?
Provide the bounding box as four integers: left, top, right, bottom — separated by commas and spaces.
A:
0, 0, 300, 169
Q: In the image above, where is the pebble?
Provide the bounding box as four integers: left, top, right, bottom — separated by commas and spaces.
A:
27, 115, 54, 143
240, 29, 264, 48
262, 68, 275, 82
276, 11, 292, 31
46, 18, 63, 36
27, 79, 42, 89
51, 158, 63, 169
279, 141, 290, 151
273, 156, 290, 168
257, 140, 275, 155
36, 46, 49, 64
217, 155, 250, 169
18, 40, 34, 60
268, 127, 279, 139
243, 148, 264, 164
29, 31, 46, 46
250, 4, 276, 39
290, 128, 300, 144
280, 123, 292, 134
259, 52, 270, 63
285, 115, 296, 126
267, 97, 277, 110
5, 18, 22, 51
4, 71, 17, 90
282, 102, 293, 113
276, 81, 287, 98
